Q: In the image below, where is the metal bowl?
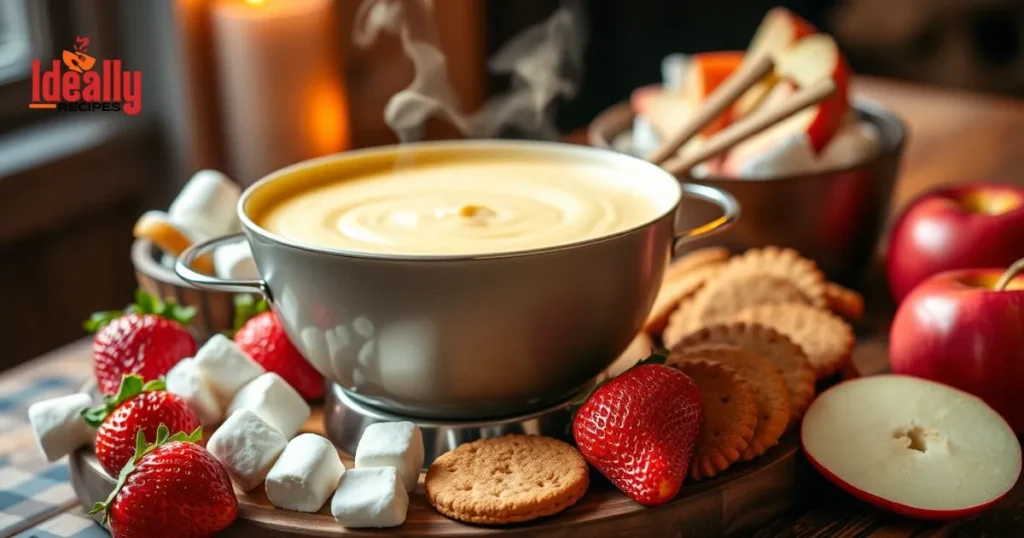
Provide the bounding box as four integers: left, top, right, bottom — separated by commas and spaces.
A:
588, 97, 908, 285
172, 140, 739, 420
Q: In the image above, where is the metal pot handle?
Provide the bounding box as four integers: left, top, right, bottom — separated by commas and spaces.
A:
174, 232, 267, 294
673, 183, 741, 254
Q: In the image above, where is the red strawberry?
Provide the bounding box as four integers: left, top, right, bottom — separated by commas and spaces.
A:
572, 356, 703, 506
88, 290, 197, 395
90, 425, 237, 538
232, 295, 324, 400
84, 375, 202, 477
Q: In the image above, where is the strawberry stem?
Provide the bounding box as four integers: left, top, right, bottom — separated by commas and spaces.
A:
83, 290, 196, 333
81, 374, 166, 427
89, 424, 203, 525
232, 294, 269, 332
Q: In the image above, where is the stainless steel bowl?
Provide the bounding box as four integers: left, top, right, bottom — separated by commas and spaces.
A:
589, 97, 908, 285
173, 141, 739, 419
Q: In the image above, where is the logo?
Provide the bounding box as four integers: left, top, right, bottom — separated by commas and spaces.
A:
29, 36, 142, 115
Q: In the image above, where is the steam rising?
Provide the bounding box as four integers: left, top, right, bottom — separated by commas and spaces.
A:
353, 0, 587, 142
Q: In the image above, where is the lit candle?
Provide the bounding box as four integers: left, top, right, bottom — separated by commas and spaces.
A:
211, 0, 350, 185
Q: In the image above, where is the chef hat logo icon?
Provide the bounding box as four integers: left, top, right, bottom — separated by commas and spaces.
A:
62, 36, 96, 73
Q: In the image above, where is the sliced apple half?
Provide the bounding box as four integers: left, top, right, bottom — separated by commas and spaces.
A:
630, 85, 693, 140
735, 7, 819, 117
685, 51, 745, 136
774, 34, 851, 152
802, 375, 1022, 520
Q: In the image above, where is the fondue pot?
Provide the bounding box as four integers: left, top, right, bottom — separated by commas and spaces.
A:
175, 141, 739, 419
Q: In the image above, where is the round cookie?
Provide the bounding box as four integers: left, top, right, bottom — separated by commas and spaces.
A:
645, 263, 724, 335
722, 246, 827, 307
683, 273, 810, 334
731, 302, 855, 380
670, 344, 791, 460
665, 247, 731, 281
673, 322, 816, 427
425, 434, 589, 525
676, 359, 758, 480
824, 282, 864, 320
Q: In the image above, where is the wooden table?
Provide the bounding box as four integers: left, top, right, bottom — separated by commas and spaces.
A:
2, 77, 1023, 537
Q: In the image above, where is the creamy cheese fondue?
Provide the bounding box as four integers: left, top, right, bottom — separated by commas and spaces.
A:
254, 157, 664, 256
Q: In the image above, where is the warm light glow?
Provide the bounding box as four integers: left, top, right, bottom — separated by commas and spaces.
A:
305, 77, 350, 155
245, 0, 266, 6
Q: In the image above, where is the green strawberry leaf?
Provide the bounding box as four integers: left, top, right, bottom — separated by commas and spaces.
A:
80, 374, 166, 428
229, 294, 269, 335
85, 290, 196, 334
89, 424, 203, 525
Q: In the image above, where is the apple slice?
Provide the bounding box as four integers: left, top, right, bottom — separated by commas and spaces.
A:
774, 34, 851, 152
630, 85, 693, 139
802, 375, 1021, 520
685, 51, 745, 136
735, 7, 819, 117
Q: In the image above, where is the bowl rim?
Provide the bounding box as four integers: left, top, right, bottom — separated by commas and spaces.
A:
236, 139, 691, 262
588, 95, 909, 184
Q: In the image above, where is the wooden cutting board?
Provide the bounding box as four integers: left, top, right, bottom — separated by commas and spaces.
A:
69, 407, 801, 537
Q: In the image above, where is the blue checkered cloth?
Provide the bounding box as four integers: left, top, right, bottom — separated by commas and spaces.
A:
0, 343, 108, 537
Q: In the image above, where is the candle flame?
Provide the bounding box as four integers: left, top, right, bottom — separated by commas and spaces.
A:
306, 78, 350, 155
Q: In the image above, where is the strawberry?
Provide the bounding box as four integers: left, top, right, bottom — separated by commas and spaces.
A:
572, 355, 703, 506
90, 425, 237, 538
84, 374, 202, 477
232, 295, 324, 400
87, 290, 197, 395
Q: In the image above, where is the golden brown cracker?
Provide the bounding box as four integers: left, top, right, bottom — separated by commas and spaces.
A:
670, 344, 790, 460
824, 282, 864, 320
661, 296, 698, 348
665, 247, 731, 281
731, 302, 855, 381
676, 359, 758, 480
644, 263, 723, 334
425, 434, 589, 525
673, 322, 815, 427
683, 273, 811, 333
724, 246, 826, 307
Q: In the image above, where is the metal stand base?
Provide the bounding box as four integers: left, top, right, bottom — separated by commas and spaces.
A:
323, 382, 588, 467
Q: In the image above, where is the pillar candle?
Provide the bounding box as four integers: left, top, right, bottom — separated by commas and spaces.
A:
211, 0, 350, 186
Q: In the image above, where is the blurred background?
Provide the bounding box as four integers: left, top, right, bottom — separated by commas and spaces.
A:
0, 0, 1021, 368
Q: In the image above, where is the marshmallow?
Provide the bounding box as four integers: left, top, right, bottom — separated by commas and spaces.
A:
28, 393, 94, 462
227, 373, 310, 438
630, 116, 660, 159
354, 421, 423, 493
736, 132, 819, 179
207, 409, 287, 491
213, 239, 259, 280
168, 169, 241, 241
265, 434, 345, 512
661, 53, 690, 92
331, 467, 408, 528
194, 334, 265, 403
160, 253, 177, 270
165, 357, 223, 426
821, 121, 882, 170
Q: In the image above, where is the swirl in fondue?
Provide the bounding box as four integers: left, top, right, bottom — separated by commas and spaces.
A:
255, 159, 663, 256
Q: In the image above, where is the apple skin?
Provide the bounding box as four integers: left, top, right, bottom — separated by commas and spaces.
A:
886, 183, 1024, 303
889, 268, 1024, 434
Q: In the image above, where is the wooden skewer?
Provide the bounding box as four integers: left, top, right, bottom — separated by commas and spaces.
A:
661, 77, 837, 176
647, 55, 775, 165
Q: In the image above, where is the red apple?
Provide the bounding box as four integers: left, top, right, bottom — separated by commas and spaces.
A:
889, 262, 1024, 434
736, 7, 819, 116
803, 375, 1021, 520
886, 183, 1024, 303
772, 34, 850, 152
630, 85, 693, 139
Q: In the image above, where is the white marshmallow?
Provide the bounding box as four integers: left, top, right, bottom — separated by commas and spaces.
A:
160, 253, 177, 270
165, 358, 223, 426
820, 121, 882, 170
661, 53, 690, 92
28, 393, 94, 462
331, 467, 408, 528
630, 116, 660, 159
227, 373, 310, 438
168, 169, 241, 241
213, 240, 259, 280
354, 421, 423, 493
265, 434, 345, 512
207, 409, 287, 491
194, 334, 265, 403
737, 132, 820, 179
